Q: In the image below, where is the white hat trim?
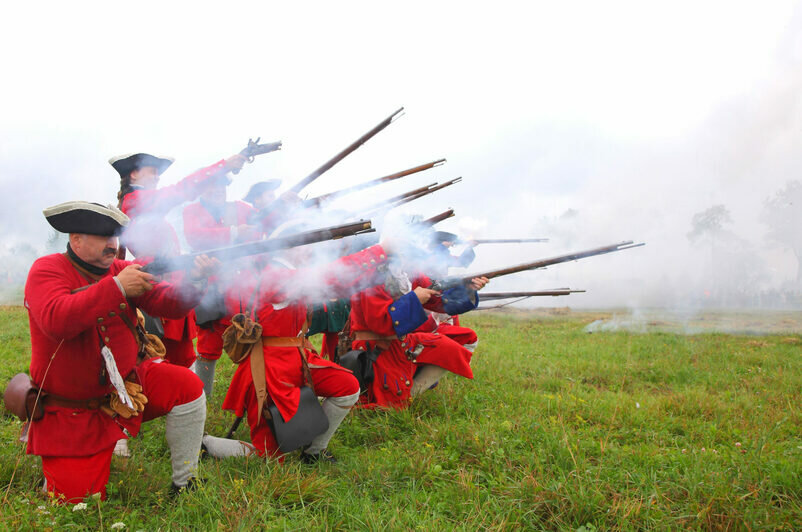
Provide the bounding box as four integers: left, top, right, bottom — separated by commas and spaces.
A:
43, 201, 130, 227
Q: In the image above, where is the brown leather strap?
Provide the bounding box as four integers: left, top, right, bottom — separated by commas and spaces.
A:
262, 337, 314, 348
354, 331, 399, 341
249, 338, 268, 423
44, 393, 109, 410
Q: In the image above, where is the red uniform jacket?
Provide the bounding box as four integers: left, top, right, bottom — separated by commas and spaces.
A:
24, 254, 203, 457
222, 245, 387, 424
349, 274, 477, 407
120, 160, 227, 365
182, 200, 258, 252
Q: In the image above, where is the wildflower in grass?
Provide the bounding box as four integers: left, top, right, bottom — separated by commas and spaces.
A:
110, 522, 126, 529
735, 442, 741, 447
73, 502, 88, 511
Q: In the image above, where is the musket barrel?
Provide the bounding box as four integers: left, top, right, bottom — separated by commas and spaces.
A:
473, 238, 549, 244
290, 107, 404, 194
307, 158, 446, 206
430, 241, 644, 290
463, 241, 641, 281
143, 220, 373, 275
480, 290, 585, 300
421, 209, 455, 226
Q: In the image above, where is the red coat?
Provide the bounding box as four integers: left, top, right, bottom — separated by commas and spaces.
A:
349, 275, 474, 408
24, 253, 203, 457
222, 246, 387, 424
120, 160, 227, 365
182, 200, 258, 252
120, 159, 228, 258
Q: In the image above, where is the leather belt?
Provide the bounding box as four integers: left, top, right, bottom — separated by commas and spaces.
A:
262, 336, 315, 349
44, 394, 109, 410
353, 331, 399, 342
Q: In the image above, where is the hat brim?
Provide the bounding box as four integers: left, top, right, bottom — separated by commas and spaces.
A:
244, 180, 282, 203
109, 153, 174, 178
44, 201, 129, 236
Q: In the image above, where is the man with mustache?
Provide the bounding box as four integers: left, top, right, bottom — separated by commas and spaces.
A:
22, 202, 220, 502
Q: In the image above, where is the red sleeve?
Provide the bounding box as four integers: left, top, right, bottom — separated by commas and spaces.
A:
300, 245, 387, 300
121, 159, 228, 217
351, 285, 399, 336
183, 203, 232, 251
24, 256, 127, 340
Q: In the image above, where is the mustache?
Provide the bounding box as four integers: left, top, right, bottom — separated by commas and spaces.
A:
102, 247, 118, 255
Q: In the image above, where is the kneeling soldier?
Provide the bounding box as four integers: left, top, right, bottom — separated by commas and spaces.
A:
22, 201, 216, 502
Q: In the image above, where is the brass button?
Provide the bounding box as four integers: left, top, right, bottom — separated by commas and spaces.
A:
104, 336, 110, 342
370, 259, 375, 264
119, 303, 126, 310
394, 320, 399, 325
443, 298, 448, 303
100, 326, 106, 332
97, 317, 104, 324
362, 263, 368, 268
380, 254, 385, 259
109, 311, 116, 317
390, 306, 396, 312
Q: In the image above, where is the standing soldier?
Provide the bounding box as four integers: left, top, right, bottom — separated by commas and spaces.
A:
21, 202, 216, 502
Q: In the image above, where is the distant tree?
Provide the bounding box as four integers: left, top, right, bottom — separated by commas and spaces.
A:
761, 180, 802, 284
687, 205, 767, 306
687, 204, 733, 243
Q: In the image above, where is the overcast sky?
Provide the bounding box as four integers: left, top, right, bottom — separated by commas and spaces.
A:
1, 1, 801, 308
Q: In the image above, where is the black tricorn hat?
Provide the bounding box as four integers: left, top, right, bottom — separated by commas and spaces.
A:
244, 180, 282, 203
43, 201, 130, 236
431, 231, 459, 244
108, 153, 174, 178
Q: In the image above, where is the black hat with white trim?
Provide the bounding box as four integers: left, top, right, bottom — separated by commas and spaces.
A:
108, 153, 174, 178
431, 231, 459, 244
244, 180, 282, 203
43, 201, 130, 236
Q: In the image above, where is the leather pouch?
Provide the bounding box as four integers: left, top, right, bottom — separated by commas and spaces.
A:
265, 385, 329, 453
3, 373, 45, 421
337, 348, 379, 393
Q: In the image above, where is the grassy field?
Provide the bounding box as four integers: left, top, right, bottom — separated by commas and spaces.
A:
1, 305, 801, 530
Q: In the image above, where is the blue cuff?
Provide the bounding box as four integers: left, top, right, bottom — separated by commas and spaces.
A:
441, 285, 479, 315
388, 291, 428, 336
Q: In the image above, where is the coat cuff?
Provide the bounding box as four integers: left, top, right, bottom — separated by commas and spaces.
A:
441, 285, 479, 315
389, 291, 428, 336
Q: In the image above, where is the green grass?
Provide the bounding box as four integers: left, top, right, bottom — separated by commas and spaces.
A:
1, 306, 801, 530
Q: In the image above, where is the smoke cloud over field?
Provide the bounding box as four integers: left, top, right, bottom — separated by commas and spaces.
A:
1, 1, 801, 321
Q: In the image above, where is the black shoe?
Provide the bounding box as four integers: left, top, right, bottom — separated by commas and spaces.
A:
300, 449, 337, 464
170, 476, 204, 496
199, 441, 209, 461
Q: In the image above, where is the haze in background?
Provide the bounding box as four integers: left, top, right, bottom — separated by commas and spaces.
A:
1, 1, 801, 312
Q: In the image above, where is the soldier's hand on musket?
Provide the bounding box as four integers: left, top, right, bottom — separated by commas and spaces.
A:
190, 254, 220, 280
414, 286, 439, 305
116, 264, 156, 297
224, 154, 248, 173
469, 276, 489, 291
